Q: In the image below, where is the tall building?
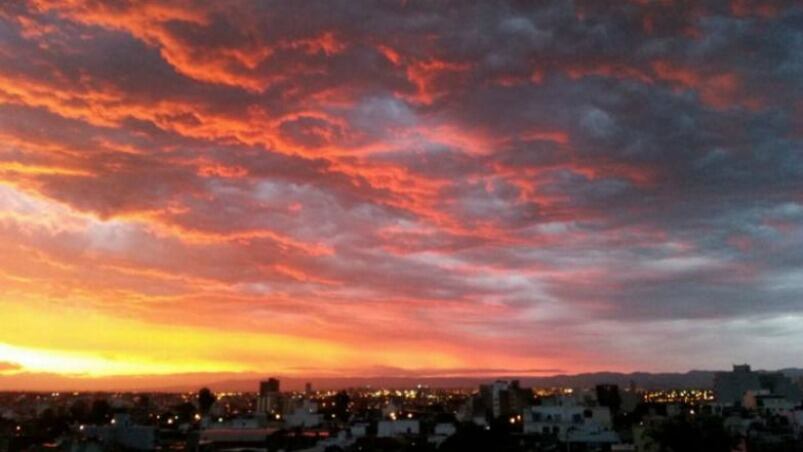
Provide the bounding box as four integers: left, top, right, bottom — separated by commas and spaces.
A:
758, 373, 803, 404
257, 378, 281, 414
260, 378, 280, 394
595, 384, 621, 413
714, 364, 761, 405
714, 364, 803, 407
714, 365, 761, 406
478, 380, 532, 419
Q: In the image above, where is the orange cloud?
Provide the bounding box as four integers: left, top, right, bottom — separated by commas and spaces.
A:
651, 60, 763, 110
0, 0, 800, 386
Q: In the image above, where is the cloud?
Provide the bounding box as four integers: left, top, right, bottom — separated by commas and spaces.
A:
0, 0, 802, 378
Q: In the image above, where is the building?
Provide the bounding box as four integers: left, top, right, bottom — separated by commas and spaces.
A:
792, 409, 803, 438
284, 400, 323, 428
478, 380, 532, 419
428, 423, 457, 447
742, 390, 795, 416
595, 384, 622, 412
715, 365, 802, 407
259, 378, 280, 395
758, 372, 803, 404
523, 404, 619, 447
714, 365, 762, 406
523, 404, 613, 436
257, 378, 282, 414
377, 419, 419, 438
350, 423, 369, 438
82, 414, 156, 451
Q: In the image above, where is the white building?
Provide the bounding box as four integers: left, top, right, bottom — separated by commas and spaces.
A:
791, 409, 803, 437
434, 422, 456, 436
377, 419, 420, 438
350, 422, 369, 438
742, 390, 795, 415
284, 400, 323, 428
524, 405, 612, 435
523, 405, 619, 446
349, 422, 368, 438
428, 422, 457, 447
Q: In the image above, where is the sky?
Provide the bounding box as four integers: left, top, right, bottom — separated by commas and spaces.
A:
1, 0, 802, 390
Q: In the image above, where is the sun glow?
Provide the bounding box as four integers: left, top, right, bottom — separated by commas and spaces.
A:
0, 299, 473, 379
0, 342, 208, 376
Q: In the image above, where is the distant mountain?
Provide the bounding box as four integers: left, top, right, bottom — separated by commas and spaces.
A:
2, 368, 800, 393
181, 368, 803, 392
514, 370, 717, 390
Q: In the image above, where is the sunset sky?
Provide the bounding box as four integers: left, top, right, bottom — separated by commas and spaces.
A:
1, 0, 803, 390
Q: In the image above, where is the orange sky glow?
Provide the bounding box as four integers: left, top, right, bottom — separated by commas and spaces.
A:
1, 0, 803, 390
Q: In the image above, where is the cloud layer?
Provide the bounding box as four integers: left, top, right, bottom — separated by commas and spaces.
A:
1, 0, 802, 381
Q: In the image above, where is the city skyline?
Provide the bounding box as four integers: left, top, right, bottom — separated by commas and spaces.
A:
1, 1, 803, 390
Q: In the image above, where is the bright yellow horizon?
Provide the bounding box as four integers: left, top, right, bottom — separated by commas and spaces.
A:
1, 300, 477, 379
0, 179, 784, 388
0, 186, 569, 387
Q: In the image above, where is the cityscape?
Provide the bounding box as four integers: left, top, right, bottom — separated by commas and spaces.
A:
2, 0, 803, 451
2, 365, 803, 451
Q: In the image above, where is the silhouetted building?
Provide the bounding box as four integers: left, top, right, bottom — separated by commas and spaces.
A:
758, 372, 803, 404
715, 365, 802, 407
714, 364, 761, 406
260, 378, 280, 395
595, 384, 621, 413
333, 390, 350, 422
257, 378, 281, 414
